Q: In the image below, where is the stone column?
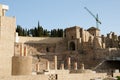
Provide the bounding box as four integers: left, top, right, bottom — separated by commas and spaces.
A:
2, 9, 6, 16
46, 60, 50, 70
67, 57, 71, 70
74, 62, 77, 70
61, 63, 64, 70
36, 63, 40, 72
20, 44, 23, 56
81, 63, 84, 70
24, 46, 27, 56
54, 55, 57, 70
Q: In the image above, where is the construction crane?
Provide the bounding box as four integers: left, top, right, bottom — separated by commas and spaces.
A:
84, 7, 101, 29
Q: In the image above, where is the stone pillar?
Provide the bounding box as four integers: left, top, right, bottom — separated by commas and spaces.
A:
61, 63, 64, 70
67, 57, 71, 70
2, 9, 6, 16
36, 63, 40, 72
24, 46, 27, 56
102, 43, 106, 49
46, 60, 50, 70
81, 63, 84, 70
54, 55, 57, 70
20, 44, 23, 56
74, 62, 77, 70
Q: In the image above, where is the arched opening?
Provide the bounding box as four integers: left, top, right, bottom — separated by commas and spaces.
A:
46, 47, 49, 52
69, 42, 75, 50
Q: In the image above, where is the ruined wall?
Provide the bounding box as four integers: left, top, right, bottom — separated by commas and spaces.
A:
55, 39, 67, 53
15, 36, 65, 54
18, 36, 63, 44
87, 27, 100, 37
95, 48, 120, 59
65, 26, 104, 51
105, 32, 119, 48
65, 26, 80, 40
82, 30, 93, 42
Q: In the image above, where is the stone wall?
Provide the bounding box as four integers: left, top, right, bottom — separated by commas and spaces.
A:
15, 36, 67, 54
65, 26, 80, 40
0, 75, 48, 80
68, 73, 107, 80
113, 73, 120, 77
18, 36, 63, 44
0, 73, 107, 80
95, 48, 120, 59
15, 36, 66, 54
12, 56, 32, 75
0, 4, 16, 76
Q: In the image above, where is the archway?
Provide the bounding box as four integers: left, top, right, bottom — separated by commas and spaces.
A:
69, 42, 75, 50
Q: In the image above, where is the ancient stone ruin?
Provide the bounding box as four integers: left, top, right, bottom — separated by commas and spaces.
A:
0, 3, 120, 80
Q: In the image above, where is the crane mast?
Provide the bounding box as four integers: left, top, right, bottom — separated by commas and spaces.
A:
84, 7, 101, 29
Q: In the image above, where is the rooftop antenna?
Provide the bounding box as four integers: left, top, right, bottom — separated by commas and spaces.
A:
84, 7, 101, 29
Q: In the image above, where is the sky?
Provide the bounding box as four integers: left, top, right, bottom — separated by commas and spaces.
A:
0, 0, 120, 35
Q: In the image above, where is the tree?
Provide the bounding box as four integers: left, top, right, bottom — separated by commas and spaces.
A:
43, 29, 50, 37
16, 22, 64, 37
16, 25, 23, 36
50, 28, 63, 37
57, 29, 63, 37
29, 28, 35, 37
16, 25, 28, 36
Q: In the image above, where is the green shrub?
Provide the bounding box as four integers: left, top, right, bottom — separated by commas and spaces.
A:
116, 76, 120, 80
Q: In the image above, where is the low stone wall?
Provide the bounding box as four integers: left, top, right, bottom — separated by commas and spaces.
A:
0, 75, 48, 80
45, 70, 107, 80
68, 73, 107, 80
113, 73, 120, 77
0, 72, 107, 80
18, 36, 63, 44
